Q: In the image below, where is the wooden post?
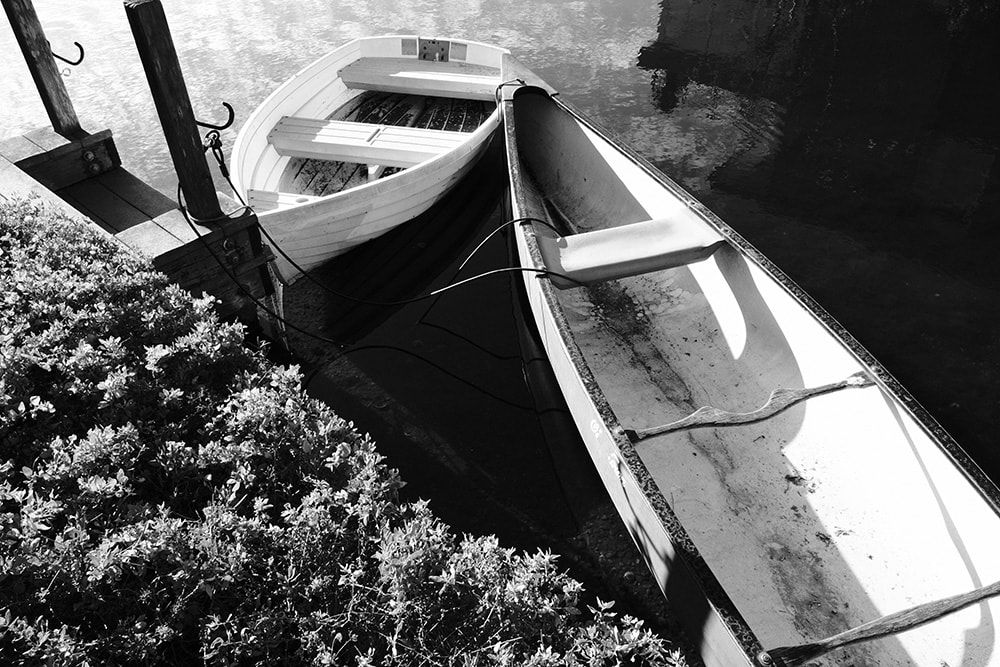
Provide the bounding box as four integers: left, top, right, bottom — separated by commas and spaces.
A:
123, 0, 222, 221
2, 0, 84, 139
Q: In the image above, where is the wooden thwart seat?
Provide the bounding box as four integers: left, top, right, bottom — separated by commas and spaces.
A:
247, 188, 322, 212
268, 116, 467, 168
535, 217, 727, 288
339, 57, 500, 101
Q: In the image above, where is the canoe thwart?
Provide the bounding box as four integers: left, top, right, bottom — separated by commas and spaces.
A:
758, 578, 1000, 667
268, 116, 467, 168
340, 57, 501, 101
534, 217, 727, 289
626, 371, 875, 441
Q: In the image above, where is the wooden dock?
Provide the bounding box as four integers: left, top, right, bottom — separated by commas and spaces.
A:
1, 0, 281, 337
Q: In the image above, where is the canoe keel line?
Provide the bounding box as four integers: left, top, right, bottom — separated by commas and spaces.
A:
500, 69, 1000, 665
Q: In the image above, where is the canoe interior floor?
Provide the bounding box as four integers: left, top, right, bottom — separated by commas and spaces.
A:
278, 91, 494, 197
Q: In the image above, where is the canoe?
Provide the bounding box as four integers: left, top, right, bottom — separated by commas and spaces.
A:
230, 35, 506, 282
500, 58, 1000, 667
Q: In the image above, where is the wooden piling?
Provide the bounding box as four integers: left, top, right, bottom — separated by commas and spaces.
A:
2, 0, 283, 342
122, 0, 281, 341
2, 0, 84, 139
123, 0, 222, 221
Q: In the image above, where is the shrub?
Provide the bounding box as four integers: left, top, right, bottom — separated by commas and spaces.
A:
0, 198, 682, 665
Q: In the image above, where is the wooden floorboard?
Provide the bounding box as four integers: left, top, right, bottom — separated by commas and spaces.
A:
91, 167, 176, 219
58, 176, 152, 233
0, 134, 45, 163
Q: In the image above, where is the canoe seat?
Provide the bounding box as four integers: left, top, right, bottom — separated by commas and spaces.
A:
339, 57, 500, 101
247, 188, 322, 212
536, 217, 727, 288
268, 116, 467, 168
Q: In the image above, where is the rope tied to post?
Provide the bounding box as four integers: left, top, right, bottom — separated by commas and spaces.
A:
203, 129, 230, 180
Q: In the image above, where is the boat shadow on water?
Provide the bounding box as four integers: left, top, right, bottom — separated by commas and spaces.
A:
280, 136, 686, 638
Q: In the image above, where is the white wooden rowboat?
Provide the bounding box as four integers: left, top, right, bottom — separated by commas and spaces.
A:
230, 35, 507, 282
500, 57, 1000, 666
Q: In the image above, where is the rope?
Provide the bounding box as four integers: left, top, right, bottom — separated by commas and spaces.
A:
456, 216, 562, 274
627, 372, 875, 441
176, 184, 344, 348
494, 78, 526, 106
253, 218, 584, 306
199, 126, 585, 305
758, 579, 1000, 666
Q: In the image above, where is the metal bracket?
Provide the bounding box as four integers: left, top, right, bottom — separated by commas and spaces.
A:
195, 101, 235, 131
48, 40, 84, 66
418, 38, 449, 62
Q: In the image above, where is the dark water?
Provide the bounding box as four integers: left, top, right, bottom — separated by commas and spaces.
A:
3, 0, 1000, 646
280, 139, 677, 629
632, 1, 1000, 480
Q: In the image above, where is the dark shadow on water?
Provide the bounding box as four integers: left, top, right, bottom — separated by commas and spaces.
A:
637, 0, 1000, 487
280, 138, 685, 640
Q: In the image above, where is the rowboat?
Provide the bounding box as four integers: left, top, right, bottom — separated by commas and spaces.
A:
230, 35, 506, 282
500, 58, 1000, 666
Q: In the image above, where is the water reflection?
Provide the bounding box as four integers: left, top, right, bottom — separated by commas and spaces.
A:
635, 0, 1000, 481
3, 1, 1000, 653
639, 0, 998, 231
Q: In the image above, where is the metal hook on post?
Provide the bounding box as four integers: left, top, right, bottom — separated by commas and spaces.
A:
48, 40, 84, 66
195, 101, 235, 131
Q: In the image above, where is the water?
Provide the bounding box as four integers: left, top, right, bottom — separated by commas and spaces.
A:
3, 0, 1000, 643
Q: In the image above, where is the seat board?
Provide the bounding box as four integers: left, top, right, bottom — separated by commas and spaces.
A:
339, 57, 500, 101
268, 116, 468, 168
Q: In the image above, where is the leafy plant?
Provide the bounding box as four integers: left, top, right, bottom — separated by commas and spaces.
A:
0, 198, 683, 666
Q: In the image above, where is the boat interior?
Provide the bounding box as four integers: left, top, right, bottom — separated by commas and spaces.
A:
509, 86, 1000, 665
271, 91, 494, 202
232, 36, 503, 213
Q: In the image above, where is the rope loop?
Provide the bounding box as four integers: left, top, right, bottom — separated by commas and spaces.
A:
203, 129, 230, 178
494, 78, 526, 105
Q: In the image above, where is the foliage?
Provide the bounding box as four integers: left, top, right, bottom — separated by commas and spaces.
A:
0, 198, 682, 666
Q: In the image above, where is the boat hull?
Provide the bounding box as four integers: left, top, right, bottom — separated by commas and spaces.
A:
231, 35, 506, 282
502, 75, 1000, 666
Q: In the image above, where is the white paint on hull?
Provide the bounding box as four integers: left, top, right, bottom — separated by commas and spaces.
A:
503, 83, 1000, 667
232, 35, 507, 282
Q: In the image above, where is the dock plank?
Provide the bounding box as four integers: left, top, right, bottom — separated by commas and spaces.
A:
58, 173, 154, 233
89, 167, 176, 219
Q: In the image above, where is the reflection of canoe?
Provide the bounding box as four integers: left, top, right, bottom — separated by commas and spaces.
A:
500, 60, 1000, 667
231, 35, 506, 282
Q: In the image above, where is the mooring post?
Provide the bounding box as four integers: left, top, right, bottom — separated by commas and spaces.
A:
2, 0, 84, 139
122, 0, 282, 343
123, 0, 222, 221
